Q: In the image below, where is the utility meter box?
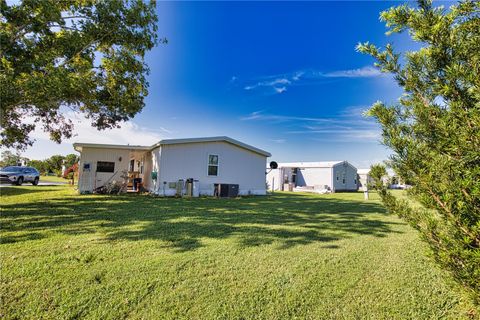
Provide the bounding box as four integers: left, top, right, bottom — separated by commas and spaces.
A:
151, 171, 157, 180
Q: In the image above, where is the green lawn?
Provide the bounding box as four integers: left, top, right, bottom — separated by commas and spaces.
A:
0, 186, 476, 319
39, 175, 68, 183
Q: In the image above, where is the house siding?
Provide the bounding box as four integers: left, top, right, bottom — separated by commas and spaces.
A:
332, 162, 358, 191
358, 173, 372, 189
266, 168, 283, 191
268, 161, 358, 192
153, 141, 267, 195
78, 147, 130, 193
296, 167, 332, 188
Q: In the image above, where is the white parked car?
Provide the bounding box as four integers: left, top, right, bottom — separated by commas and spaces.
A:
0, 166, 40, 185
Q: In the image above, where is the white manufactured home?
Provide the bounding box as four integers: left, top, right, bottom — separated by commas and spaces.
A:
73, 136, 271, 196
266, 161, 358, 193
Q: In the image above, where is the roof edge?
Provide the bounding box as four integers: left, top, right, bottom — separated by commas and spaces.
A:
153, 136, 271, 157
73, 142, 150, 152
73, 136, 271, 157
274, 161, 355, 168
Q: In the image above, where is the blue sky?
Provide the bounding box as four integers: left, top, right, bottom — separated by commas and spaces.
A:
20, 1, 419, 168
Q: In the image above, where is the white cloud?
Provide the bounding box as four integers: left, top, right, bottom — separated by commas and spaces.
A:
269, 78, 291, 85
7, 112, 172, 159
323, 66, 382, 78
241, 107, 381, 142
274, 87, 287, 94
29, 113, 166, 146
241, 110, 357, 124
244, 77, 291, 93
240, 110, 266, 120
292, 71, 304, 81
242, 66, 383, 94
270, 139, 286, 144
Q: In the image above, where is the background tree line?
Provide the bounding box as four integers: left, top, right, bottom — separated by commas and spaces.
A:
0, 150, 78, 176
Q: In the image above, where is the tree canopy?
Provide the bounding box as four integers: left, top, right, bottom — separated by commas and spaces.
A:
0, 150, 25, 167
369, 164, 387, 190
0, 0, 160, 150
358, 0, 479, 300
64, 153, 79, 168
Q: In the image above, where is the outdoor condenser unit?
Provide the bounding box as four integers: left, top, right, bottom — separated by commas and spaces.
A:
219, 184, 239, 197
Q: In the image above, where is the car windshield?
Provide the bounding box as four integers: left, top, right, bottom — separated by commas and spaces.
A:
1, 166, 23, 172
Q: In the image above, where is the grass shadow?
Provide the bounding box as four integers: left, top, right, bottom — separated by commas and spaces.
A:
1, 189, 402, 251
0, 185, 68, 196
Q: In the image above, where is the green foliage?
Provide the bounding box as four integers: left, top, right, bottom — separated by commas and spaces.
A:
45, 154, 64, 175
378, 189, 480, 304
369, 163, 388, 191
0, 150, 24, 167
1, 187, 477, 318
0, 0, 160, 150
64, 153, 79, 168
27, 159, 47, 174
389, 176, 399, 185
357, 0, 480, 300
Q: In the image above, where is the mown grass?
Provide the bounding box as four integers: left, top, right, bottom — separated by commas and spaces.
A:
39, 175, 68, 183
0, 186, 476, 319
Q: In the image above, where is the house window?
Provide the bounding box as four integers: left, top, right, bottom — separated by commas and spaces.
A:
208, 155, 218, 176
97, 161, 115, 173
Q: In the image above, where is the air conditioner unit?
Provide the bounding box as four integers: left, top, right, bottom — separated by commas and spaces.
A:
218, 184, 239, 197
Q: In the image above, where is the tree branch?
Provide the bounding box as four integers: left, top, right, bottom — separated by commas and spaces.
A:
48, 24, 81, 32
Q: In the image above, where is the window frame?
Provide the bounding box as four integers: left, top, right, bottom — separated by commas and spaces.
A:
207, 154, 219, 176
96, 161, 115, 173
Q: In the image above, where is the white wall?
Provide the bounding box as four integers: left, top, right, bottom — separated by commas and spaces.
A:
78, 148, 130, 193
332, 162, 358, 191
296, 167, 332, 188
268, 162, 358, 192
154, 141, 268, 195
358, 173, 373, 189
266, 168, 283, 191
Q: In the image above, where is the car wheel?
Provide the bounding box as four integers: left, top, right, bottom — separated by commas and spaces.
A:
32, 177, 39, 185
16, 177, 24, 186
